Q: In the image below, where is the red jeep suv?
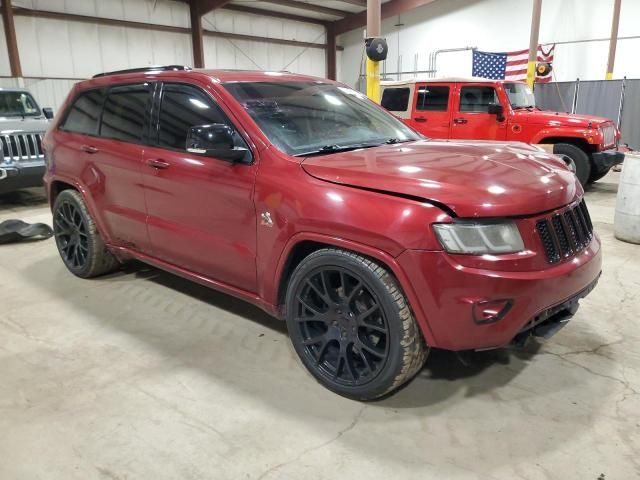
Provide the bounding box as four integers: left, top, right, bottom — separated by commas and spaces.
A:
43, 66, 602, 400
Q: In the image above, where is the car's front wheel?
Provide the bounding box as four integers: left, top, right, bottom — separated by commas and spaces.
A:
285, 248, 428, 400
553, 143, 591, 186
53, 189, 120, 278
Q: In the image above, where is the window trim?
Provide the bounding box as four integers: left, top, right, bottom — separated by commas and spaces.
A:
151, 81, 254, 164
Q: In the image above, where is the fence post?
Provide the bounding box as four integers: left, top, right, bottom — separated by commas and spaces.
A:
616, 76, 626, 131
571, 78, 580, 114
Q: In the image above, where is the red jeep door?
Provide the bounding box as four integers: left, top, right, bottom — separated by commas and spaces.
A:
409, 83, 452, 139
142, 82, 258, 292
451, 84, 507, 140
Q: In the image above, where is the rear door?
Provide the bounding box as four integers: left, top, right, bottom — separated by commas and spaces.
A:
451, 83, 507, 140
410, 83, 452, 139
56, 84, 152, 252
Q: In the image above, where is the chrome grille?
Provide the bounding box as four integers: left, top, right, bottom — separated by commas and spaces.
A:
536, 199, 594, 264
602, 124, 615, 148
1, 132, 44, 163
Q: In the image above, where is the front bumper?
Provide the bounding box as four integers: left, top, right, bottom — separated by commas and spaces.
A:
0, 164, 45, 194
592, 149, 624, 171
397, 235, 602, 351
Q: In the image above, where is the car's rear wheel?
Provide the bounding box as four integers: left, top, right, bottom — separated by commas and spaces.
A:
285, 248, 428, 400
553, 143, 591, 186
53, 189, 119, 278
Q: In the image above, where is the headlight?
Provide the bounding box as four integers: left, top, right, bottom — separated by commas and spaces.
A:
433, 221, 524, 254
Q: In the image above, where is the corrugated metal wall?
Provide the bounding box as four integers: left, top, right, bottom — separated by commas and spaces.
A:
0, 0, 327, 110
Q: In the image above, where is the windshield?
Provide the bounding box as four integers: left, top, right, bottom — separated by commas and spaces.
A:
0, 91, 41, 117
504, 82, 536, 109
223, 81, 421, 156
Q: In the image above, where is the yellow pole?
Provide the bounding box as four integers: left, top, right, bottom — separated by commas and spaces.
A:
606, 0, 621, 80
366, 58, 380, 103
526, 0, 542, 89
366, 0, 381, 103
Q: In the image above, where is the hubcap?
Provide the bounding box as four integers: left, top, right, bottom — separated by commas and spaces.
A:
294, 268, 389, 386
54, 201, 89, 269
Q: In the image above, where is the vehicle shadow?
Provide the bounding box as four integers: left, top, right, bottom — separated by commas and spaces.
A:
0, 187, 48, 210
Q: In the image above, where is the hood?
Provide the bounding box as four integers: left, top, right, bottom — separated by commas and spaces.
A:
0, 116, 49, 133
301, 140, 580, 218
515, 109, 613, 128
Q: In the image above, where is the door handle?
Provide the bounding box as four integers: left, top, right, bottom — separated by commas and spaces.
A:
414, 117, 427, 123
453, 118, 468, 125
146, 158, 170, 169
81, 144, 99, 154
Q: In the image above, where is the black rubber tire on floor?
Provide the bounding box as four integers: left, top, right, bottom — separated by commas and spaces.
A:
553, 143, 591, 186
285, 248, 429, 401
53, 189, 120, 278
588, 167, 611, 183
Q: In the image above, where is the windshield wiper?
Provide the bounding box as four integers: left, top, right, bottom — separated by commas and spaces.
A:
295, 142, 384, 157
384, 137, 412, 144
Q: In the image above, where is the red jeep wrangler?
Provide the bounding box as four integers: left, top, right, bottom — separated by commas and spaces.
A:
43, 67, 601, 400
381, 78, 624, 185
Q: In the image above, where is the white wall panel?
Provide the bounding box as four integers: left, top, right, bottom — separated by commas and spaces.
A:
0, 77, 77, 111
0, 21, 12, 76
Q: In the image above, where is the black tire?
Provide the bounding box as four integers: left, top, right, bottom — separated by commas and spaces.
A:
285, 248, 428, 400
53, 189, 119, 278
553, 143, 591, 186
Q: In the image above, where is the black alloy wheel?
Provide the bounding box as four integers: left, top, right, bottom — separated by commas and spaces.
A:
54, 199, 89, 270
53, 189, 119, 278
293, 266, 389, 386
285, 248, 428, 400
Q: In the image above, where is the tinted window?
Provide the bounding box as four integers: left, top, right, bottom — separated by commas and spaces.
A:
157, 84, 229, 150
416, 86, 449, 111
60, 89, 105, 135
100, 84, 151, 143
381, 87, 410, 112
459, 86, 498, 112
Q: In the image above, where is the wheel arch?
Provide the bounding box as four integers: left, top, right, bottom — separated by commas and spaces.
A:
271, 232, 437, 345
537, 136, 595, 154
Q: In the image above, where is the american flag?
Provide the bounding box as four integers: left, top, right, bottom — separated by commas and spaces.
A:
472, 45, 555, 83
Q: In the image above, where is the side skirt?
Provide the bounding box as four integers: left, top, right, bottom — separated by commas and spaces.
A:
108, 245, 281, 319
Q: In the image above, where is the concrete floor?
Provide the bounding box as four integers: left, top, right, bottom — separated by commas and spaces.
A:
0, 173, 638, 480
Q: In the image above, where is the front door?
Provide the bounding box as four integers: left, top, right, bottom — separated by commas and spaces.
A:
142, 82, 258, 292
451, 84, 507, 141
409, 83, 452, 139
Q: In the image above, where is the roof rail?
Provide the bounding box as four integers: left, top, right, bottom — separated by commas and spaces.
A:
92, 65, 191, 78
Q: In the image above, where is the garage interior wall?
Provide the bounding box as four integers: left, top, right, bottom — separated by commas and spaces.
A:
337, 0, 640, 89
0, 0, 327, 110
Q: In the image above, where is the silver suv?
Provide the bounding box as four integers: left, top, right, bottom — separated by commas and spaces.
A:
0, 88, 53, 194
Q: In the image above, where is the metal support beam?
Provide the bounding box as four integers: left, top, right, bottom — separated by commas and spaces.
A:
326, 22, 337, 80
258, 0, 350, 18
189, 2, 205, 68
223, 4, 326, 25
606, 0, 622, 80
334, 0, 436, 36
526, 0, 542, 89
366, 0, 381, 103
1, 0, 22, 77
195, 0, 232, 16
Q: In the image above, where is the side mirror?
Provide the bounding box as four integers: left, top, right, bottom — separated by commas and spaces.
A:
186, 123, 249, 163
42, 107, 54, 120
487, 102, 505, 122
487, 102, 504, 116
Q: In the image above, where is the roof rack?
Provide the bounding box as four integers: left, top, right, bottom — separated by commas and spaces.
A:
92, 65, 191, 78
